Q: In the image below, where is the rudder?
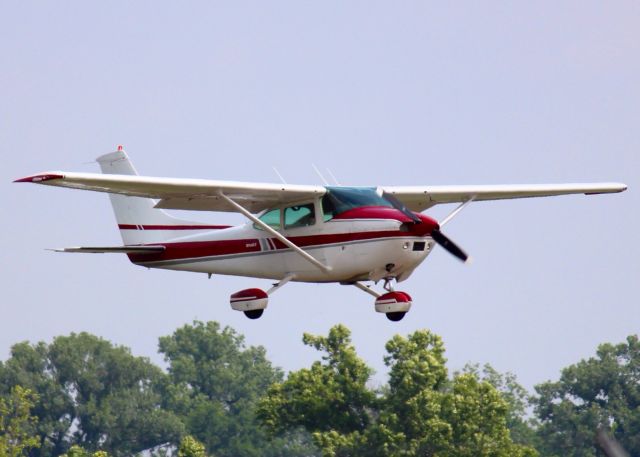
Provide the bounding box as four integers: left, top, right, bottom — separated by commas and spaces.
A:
96, 147, 216, 245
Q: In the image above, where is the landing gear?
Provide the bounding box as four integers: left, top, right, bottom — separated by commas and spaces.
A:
244, 309, 264, 319
230, 288, 268, 319
229, 274, 295, 319
351, 279, 413, 321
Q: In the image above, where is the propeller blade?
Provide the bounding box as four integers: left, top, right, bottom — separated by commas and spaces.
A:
431, 229, 470, 263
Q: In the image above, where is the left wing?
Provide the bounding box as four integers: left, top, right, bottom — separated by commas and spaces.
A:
381, 183, 627, 211
14, 172, 325, 213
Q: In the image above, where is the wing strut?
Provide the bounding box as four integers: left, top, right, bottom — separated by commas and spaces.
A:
218, 193, 332, 273
440, 196, 476, 227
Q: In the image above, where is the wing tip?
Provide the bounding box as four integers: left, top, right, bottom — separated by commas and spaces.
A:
13, 173, 64, 183
584, 183, 628, 195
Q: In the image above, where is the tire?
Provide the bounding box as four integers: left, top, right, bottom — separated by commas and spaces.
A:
244, 309, 264, 319
386, 312, 406, 322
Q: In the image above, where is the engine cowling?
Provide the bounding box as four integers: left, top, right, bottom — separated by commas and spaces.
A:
230, 288, 269, 312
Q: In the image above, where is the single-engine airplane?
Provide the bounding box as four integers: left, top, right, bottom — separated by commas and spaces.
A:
15, 147, 627, 321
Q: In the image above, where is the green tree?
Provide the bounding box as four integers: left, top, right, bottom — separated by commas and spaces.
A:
258, 325, 375, 456
462, 364, 538, 447
259, 324, 375, 437
177, 435, 207, 457
258, 326, 536, 457
59, 445, 108, 457
0, 333, 183, 456
440, 373, 534, 457
361, 330, 452, 456
533, 334, 640, 457
377, 331, 535, 457
159, 321, 313, 457
0, 385, 40, 457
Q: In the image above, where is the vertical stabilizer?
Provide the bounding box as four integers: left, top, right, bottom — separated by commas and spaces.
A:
96, 147, 218, 245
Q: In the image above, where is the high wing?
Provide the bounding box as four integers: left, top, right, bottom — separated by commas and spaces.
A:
15, 170, 626, 214
14, 172, 326, 213
381, 183, 627, 212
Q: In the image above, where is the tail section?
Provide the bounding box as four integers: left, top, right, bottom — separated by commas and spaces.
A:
97, 147, 225, 245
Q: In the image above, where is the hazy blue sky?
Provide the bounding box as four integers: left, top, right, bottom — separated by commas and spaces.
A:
1, 1, 638, 392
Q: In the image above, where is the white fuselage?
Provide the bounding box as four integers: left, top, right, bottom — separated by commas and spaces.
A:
128, 217, 434, 283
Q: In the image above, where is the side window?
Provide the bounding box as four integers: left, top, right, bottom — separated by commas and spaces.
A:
254, 208, 281, 230
284, 203, 316, 229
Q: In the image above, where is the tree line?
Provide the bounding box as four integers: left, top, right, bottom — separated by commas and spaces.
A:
0, 321, 637, 456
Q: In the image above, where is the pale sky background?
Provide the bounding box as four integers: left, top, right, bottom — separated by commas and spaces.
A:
1, 1, 638, 393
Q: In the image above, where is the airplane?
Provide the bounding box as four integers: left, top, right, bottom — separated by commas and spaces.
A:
15, 146, 627, 321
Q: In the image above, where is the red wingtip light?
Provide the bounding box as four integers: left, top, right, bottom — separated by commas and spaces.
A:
13, 173, 64, 183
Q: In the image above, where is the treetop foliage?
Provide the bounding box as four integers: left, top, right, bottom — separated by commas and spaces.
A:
177, 435, 207, 457
534, 334, 640, 456
0, 385, 40, 457
0, 332, 183, 457
259, 326, 537, 457
0, 321, 637, 457
157, 320, 301, 457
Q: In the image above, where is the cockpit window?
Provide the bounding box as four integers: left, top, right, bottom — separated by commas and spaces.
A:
322, 187, 393, 221
284, 203, 316, 229
255, 208, 281, 230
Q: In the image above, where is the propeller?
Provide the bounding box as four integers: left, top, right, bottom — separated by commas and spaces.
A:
431, 229, 470, 263
382, 191, 470, 263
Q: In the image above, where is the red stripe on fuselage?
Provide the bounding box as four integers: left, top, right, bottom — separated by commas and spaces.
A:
129, 238, 262, 263
118, 224, 232, 230
128, 229, 428, 264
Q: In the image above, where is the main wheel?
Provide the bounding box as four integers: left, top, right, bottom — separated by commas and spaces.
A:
386, 311, 406, 322
244, 309, 264, 319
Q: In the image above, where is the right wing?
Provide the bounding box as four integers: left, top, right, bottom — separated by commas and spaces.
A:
381, 183, 627, 211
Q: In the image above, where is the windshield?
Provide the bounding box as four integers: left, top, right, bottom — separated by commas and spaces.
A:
322, 187, 393, 221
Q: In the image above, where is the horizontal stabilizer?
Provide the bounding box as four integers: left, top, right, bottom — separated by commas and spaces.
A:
50, 246, 165, 254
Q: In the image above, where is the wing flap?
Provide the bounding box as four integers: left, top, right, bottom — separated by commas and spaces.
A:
382, 183, 627, 211
51, 246, 166, 254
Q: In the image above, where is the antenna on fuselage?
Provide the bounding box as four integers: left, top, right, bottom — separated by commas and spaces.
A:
326, 168, 341, 186
311, 163, 330, 186
272, 167, 287, 184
